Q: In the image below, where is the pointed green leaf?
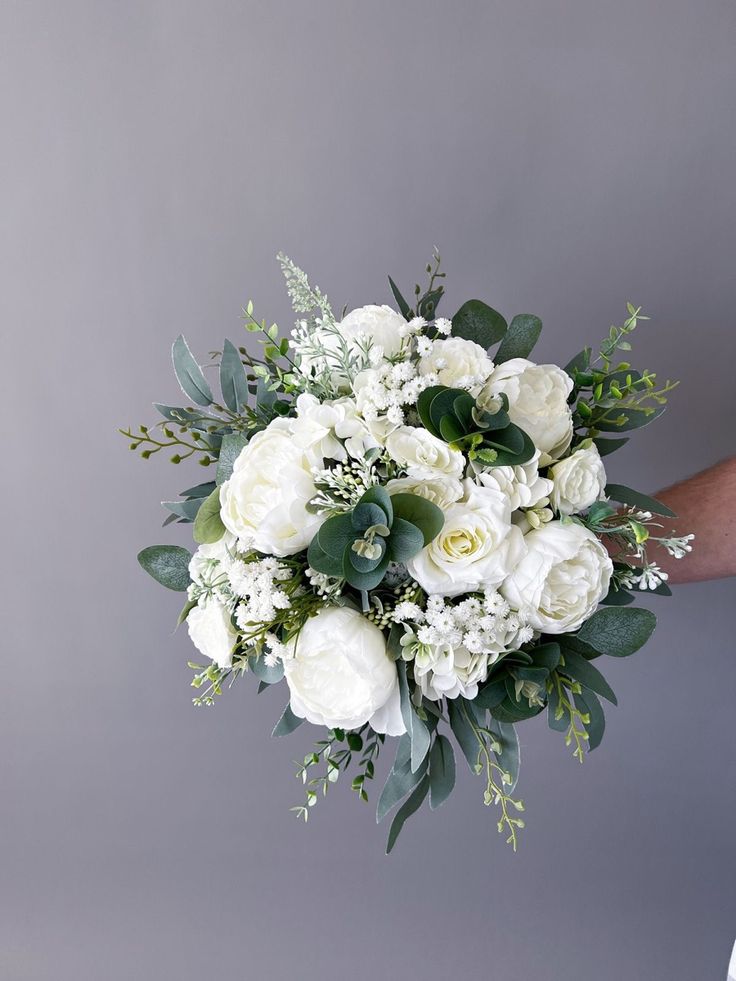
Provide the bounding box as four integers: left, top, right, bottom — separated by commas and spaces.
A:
193, 487, 225, 545
388, 276, 413, 320
272, 704, 304, 737
605, 483, 676, 518
398, 662, 431, 773
219, 339, 249, 411
376, 743, 428, 823
428, 734, 456, 810
573, 689, 605, 751
559, 651, 618, 704
385, 774, 429, 854
172, 335, 213, 406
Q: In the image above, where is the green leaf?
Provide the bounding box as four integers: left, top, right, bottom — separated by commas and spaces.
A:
564, 347, 592, 378
447, 698, 481, 771
387, 517, 425, 563
547, 684, 568, 732
359, 485, 393, 524
386, 774, 429, 854
137, 545, 192, 591
347, 536, 387, 573
176, 597, 197, 626
494, 314, 542, 363
474, 678, 507, 709
256, 377, 277, 411
342, 549, 390, 590
558, 651, 618, 704
215, 433, 248, 486
376, 742, 428, 823
576, 607, 656, 657
193, 487, 226, 544
162, 498, 203, 522
600, 584, 635, 606
529, 642, 561, 672
316, 513, 355, 558
418, 286, 444, 320
573, 689, 605, 751
428, 734, 456, 810
451, 300, 507, 349
172, 335, 213, 406
416, 385, 448, 437
219, 339, 249, 412
388, 276, 413, 320
306, 536, 344, 577
351, 502, 388, 533
398, 661, 431, 773
180, 481, 217, 499
593, 436, 630, 457
605, 483, 676, 518
487, 720, 520, 792
249, 654, 284, 685
272, 704, 304, 737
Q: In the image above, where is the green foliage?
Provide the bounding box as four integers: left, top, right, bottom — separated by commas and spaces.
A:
219, 338, 250, 412
388, 276, 413, 320
137, 544, 192, 591
193, 487, 226, 544
494, 313, 542, 363
398, 661, 431, 773
451, 299, 507, 348
417, 385, 535, 468
172, 335, 214, 406
215, 432, 248, 485
386, 775, 430, 854
429, 734, 456, 810
604, 483, 676, 518
576, 607, 656, 658
377, 735, 428, 822
272, 704, 304, 737
307, 486, 442, 592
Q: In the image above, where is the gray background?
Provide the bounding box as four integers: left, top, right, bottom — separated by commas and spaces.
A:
2, 1, 735, 979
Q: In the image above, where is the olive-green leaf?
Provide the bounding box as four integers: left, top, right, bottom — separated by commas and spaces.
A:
428, 734, 456, 810
605, 483, 676, 518
172, 335, 213, 406
138, 545, 192, 591
452, 300, 507, 349
577, 607, 656, 658
193, 487, 226, 544
494, 314, 542, 363
219, 339, 249, 412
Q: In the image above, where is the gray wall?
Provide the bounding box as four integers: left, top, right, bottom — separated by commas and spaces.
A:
2, 2, 735, 979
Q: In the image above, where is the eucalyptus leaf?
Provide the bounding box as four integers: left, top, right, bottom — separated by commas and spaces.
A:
388, 276, 413, 320
249, 654, 285, 685
161, 498, 203, 522
385, 774, 429, 854
137, 545, 192, 592
398, 661, 431, 773
494, 314, 542, 363
376, 748, 428, 823
215, 433, 248, 486
487, 720, 520, 792
447, 698, 481, 771
219, 339, 249, 411
594, 436, 630, 457
576, 607, 656, 657
595, 404, 666, 432
605, 483, 676, 518
451, 300, 507, 349
573, 689, 606, 751
272, 704, 304, 737
428, 734, 456, 810
558, 651, 618, 705
172, 335, 213, 406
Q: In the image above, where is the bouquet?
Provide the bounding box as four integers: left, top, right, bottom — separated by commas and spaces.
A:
122, 251, 692, 852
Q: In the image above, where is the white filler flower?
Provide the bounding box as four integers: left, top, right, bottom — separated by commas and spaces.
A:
549, 442, 607, 515
186, 600, 238, 669
407, 480, 526, 597
481, 358, 574, 465
284, 607, 405, 735
502, 521, 612, 633
219, 417, 324, 556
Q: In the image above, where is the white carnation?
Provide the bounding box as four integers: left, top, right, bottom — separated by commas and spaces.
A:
284, 607, 405, 735
219, 417, 324, 556
476, 449, 553, 512
186, 600, 238, 669
386, 475, 464, 511
501, 521, 612, 633
481, 358, 574, 465
407, 479, 526, 597
418, 337, 494, 391
412, 642, 490, 701
549, 443, 607, 516
291, 393, 376, 461
385, 425, 465, 480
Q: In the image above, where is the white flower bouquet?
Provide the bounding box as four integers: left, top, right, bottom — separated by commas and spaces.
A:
122, 251, 692, 851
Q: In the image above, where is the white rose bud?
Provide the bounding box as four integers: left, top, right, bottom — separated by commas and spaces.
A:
386, 475, 464, 511
284, 607, 405, 735
219, 417, 324, 556
186, 600, 238, 669
549, 443, 607, 516
480, 358, 574, 465
385, 425, 465, 480
407, 480, 526, 597
418, 337, 494, 390
501, 521, 612, 633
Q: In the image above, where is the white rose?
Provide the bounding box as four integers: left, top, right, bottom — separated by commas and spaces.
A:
413, 643, 490, 701
385, 426, 465, 480
284, 607, 405, 735
418, 337, 494, 390
187, 600, 238, 669
501, 521, 612, 633
549, 443, 607, 516
481, 358, 574, 465
407, 480, 526, 597
476, 449, 553, 512
219, 417, 324, 557
386, 475, 464, 511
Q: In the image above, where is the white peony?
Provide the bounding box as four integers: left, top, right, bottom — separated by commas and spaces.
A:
549, 443, 607, 516
284, 607, 405, 735
219, 417, 324, 556
418, 337, 494, 391
480, 358, 574, 465
386, 474, 464, 511
412, 642, 490, 701
476, 449, 553, 512
385, 425, 465, 480
501, 521, 612, 633
407, 479, 526, 597
337, 304, 407, 361
186, 600, 238, 669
